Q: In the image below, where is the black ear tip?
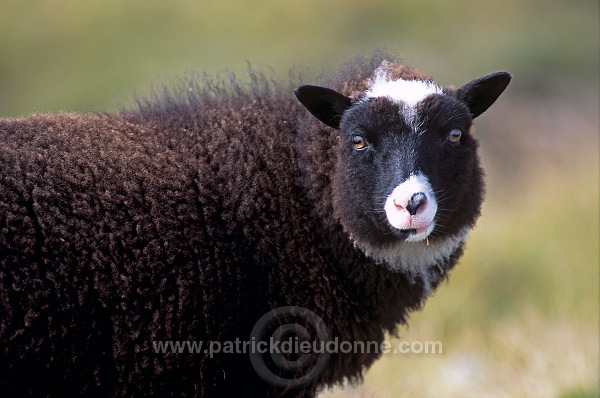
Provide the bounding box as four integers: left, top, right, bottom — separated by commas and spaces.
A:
458, 71, 513, 118
294, 85, 312, 101
494, 72, 512, 86
293, 86, 303, 96
293, 85, 352, 129
479, 71, 512, 95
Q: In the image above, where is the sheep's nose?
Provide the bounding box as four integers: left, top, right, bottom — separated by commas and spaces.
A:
406, 192, 427, 215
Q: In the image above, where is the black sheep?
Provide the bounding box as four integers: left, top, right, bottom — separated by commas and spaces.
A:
0, 52, 510, 397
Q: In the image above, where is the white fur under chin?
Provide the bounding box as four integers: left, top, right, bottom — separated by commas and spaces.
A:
350, 227, 471, 295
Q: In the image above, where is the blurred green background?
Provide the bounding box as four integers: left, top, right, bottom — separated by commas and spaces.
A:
1, 0, 597, 397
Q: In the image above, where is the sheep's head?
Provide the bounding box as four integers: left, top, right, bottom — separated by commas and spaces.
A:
295, 63, 510, 272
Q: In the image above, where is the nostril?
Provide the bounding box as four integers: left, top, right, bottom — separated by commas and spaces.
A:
393, 197, 405, 210
406, 192, 427, 215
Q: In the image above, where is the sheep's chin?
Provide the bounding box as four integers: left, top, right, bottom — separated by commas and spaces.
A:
348, 226, 471, 276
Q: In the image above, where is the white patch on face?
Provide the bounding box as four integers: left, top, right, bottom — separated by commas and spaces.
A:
364, 67, 443, 129
365, 76, 442, 108
384, 173, 438, 242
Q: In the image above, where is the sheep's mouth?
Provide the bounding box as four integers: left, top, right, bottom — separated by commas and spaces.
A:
391, 223, 434, 242
393, 228, 417, 240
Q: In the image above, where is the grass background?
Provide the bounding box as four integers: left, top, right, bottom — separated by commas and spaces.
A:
1, 1, 597, 397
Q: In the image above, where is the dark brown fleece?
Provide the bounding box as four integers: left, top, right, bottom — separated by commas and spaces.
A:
0, 53, 446, 397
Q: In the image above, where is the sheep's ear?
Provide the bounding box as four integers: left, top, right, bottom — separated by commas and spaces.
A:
457, 72, 511, 118
295, 85, 352, 129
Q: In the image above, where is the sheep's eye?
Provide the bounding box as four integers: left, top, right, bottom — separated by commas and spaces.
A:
352, 135, 368, 150
447, 129, 462, 144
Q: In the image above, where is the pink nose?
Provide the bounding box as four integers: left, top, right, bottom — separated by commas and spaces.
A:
394, 192, 427, 215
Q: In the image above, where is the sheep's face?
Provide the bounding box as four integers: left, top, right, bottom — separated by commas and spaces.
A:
333, 93, 479, 247
295, 67, 510, 269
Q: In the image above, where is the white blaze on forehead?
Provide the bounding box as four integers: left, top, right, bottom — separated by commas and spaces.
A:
365, 72, 442, 108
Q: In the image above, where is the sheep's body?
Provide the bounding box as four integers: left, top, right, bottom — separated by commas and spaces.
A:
0, 53, 510, 397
